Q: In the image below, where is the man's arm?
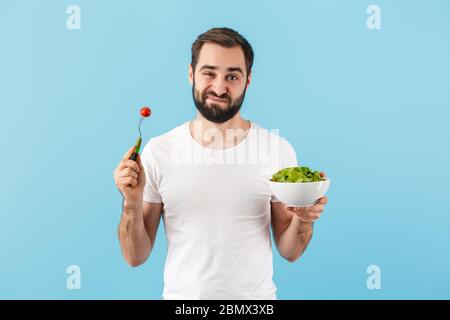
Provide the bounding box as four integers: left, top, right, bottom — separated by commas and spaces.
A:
271, 202, 314, 262
118, 200, 162, 267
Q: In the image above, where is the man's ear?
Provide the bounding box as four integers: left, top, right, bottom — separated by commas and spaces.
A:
188, 64, 194, 86
246, 71, 252, 89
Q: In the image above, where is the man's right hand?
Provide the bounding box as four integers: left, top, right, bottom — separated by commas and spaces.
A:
113, 146, 146, 207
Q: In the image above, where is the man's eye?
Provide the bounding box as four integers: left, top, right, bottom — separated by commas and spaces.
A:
203, 72, 214, 77
226, 75, 238, 81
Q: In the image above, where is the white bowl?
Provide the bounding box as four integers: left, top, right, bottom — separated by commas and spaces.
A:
268, 178, 331, 207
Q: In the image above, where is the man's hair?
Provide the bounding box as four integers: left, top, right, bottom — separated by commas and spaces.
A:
191, 27, 254, 76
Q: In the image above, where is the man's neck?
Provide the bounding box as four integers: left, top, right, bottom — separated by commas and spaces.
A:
189, 113, 251, 149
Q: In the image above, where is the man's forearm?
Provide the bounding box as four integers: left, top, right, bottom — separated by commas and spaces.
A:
118, 200, 152, 267
277, 214, 313, 262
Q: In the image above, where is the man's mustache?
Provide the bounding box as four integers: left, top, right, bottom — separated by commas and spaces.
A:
202, 90, 231, 102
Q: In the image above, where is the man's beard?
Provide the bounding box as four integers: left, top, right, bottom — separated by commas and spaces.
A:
192, 80, 246, 124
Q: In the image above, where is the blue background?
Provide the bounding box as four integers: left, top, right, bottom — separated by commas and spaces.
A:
1, 0, 449, 299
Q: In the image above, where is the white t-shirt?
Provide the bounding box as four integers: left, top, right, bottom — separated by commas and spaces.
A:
141, 121, 297, 300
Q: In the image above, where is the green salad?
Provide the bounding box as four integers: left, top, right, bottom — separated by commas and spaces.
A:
271, 166, 325, 183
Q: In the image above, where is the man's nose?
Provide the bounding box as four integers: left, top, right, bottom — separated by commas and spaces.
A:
211, 78, 227, 97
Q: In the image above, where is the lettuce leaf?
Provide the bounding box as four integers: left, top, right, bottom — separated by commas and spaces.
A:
271, 166, 325, 183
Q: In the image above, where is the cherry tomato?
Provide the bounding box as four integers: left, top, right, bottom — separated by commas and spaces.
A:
140, 106, 151, 117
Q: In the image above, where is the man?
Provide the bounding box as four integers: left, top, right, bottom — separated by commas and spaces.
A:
113, 27, 328, 300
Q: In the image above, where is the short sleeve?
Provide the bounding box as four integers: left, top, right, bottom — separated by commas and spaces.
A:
141, 139, 163, 203
270, 139, 298, 203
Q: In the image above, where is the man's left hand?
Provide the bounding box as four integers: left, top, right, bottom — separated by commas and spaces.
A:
285, 172, 329, 224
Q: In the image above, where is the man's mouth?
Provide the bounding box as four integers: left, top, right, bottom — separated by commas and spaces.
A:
207, 96, 228, 103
